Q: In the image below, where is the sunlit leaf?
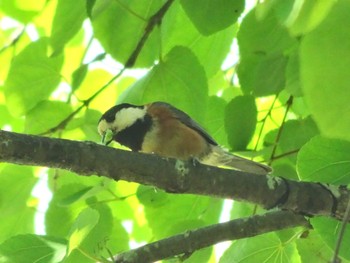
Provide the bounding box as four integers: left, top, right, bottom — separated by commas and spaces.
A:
67, 208, 99, 254
25, 100, 72, 134
220, 232, 300, 263
311, 217, 350, 261
91, 0, 162, 67
50, 0, 87, 52
119, 46, 208, 123
0, 234, 66, 263
297, 136, 350, 184
300, 0, 350, 141
225, 95, 257, 151
4, 38, 63, 117
180, 0, 244, 35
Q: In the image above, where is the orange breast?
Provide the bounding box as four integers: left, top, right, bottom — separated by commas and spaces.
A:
142, 104, 209, 160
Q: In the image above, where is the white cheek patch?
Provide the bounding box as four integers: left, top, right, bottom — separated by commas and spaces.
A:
114, 107, 146, 132
98, 119, 110, 136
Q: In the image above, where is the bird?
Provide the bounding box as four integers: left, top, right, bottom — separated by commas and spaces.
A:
97, 101, 271, 175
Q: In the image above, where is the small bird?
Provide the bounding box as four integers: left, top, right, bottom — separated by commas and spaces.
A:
98, 101, 271, 175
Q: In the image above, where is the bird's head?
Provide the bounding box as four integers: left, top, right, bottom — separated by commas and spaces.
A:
98, 103, 147, 145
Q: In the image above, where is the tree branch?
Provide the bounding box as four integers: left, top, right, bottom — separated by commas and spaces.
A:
113, 211, 309, 263
0, 130, 349, 220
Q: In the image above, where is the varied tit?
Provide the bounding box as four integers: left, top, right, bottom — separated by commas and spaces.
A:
97, 101, 271, 175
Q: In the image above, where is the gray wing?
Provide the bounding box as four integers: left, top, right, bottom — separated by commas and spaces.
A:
152, 102, 218, 146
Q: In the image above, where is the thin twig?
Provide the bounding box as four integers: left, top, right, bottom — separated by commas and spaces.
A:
254, 94, 279, 153
270, 149, 299, 161
268, 96, 294, 166
332, 199, 350, 263
39, 0, 175, 135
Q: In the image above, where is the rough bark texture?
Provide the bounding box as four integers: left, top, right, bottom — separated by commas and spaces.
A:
0, 130, 349, 220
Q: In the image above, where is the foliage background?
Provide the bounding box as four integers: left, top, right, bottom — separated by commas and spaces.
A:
1, 0, 350, 262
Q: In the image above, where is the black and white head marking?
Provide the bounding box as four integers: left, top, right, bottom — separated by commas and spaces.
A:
98, 103, 152, 151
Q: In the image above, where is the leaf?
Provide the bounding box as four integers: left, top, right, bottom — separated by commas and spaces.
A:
45, 184, 100, 238
143, 194, 222, 239
25, 100, 72, 134
0, 0, 45, 23
0, 234, 67, 263
4, 38, 63, 117
137, 185, 168, 208
50, 0, 87, 52
225, 95, 257, 151
285, 48, 302, 97
0, 165, 37, 243
91, 0, 162, 67
205, 96, 228, 147
237, 8, 297, 96
296, 230, 341, 263
220, 232, 300, 263
253, 52, 288, 96
71, 64, 88, 92
300, 0, 350, 141
67, 208, 99, 254
119, 46, 208, 123
265, 117, 319, 163
180, 0, 244, 35
162, 2, 238, 77
311, 217, 350, 261
297, 136, 350, 184
274, 0, 337, 36
58, 186, 104, 206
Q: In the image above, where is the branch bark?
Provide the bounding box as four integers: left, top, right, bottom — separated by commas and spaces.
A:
0, 130, 349, 220
113, 211, 309, 263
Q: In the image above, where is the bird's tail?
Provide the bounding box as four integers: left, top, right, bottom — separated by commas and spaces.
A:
200, 146, 272, 175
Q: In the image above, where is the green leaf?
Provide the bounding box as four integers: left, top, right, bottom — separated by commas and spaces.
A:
50, 0, 87, 52
285, 48, 302, 97
265, 117, 319, 163
273, 0, 337, 36
58, 186, 106, 206
183, 247, 212, 263
119, 46, 208, 123
238, 52, 288, 96
296, 230, 347, 263
162, 2, 238, 77
25, 100, 72, 134
238, 8, 297, 58
297, 136, 350, 184
300, 0, 350, 141
0, 165, 37, 243
4, 38, 63, 117
311, 217, 350, 261
0, 234, 67, 263
143, 194, 222, 239
0, 0, 45, 23
71, 64, 88, 92
137, 185, 168, 208
46, 184, 98, 238
205, 96, 228, 147
91, 0, 162, 67
67, 208, 99, 254
225, 95, 257, 151
220, 232, 300, 263
180, 0, 244, 35
237, 8, 297, 96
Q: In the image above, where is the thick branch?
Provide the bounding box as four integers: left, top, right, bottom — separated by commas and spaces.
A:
114, 211, 309, 263
0, 130, 349, 220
